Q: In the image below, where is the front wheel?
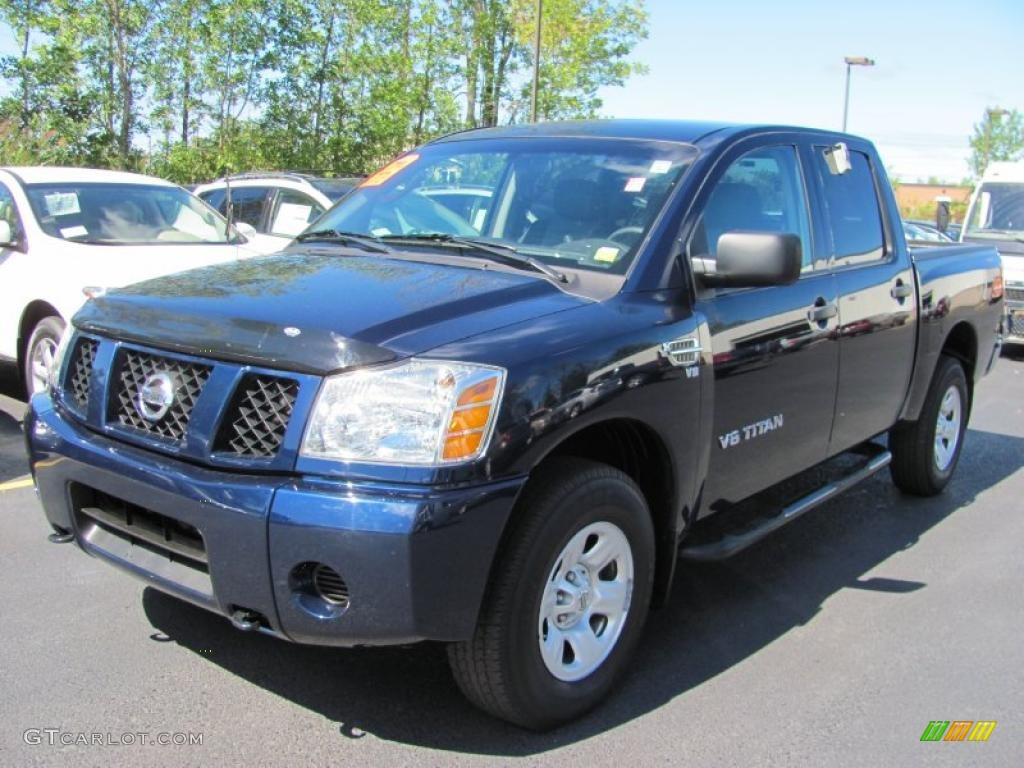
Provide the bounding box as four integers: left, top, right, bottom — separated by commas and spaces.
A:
23, 316, 65, 397
447, 458, 655, 730
889, 355, 968, 496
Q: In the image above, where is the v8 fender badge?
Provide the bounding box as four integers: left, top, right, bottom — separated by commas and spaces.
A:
718, 414, 784, 449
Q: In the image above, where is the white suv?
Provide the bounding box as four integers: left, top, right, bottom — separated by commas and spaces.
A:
0, 166, 274, 396
193, 173, 362, 242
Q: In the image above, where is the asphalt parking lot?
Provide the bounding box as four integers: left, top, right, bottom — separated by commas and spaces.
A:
1, 353, 1022, 767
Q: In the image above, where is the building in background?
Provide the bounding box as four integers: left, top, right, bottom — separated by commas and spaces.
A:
895, 183, 972, 224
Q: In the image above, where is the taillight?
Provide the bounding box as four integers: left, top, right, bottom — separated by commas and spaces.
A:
992, 271, 1004, 300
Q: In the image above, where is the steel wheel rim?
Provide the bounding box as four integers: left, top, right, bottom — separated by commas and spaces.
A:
537, 520, 634, 682
29, 336, 58, 394
933, 384, 962, 472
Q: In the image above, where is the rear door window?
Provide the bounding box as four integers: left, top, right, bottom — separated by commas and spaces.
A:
269, 189, 326, 237
205, 186, 270, 231
815, 148, 886, 267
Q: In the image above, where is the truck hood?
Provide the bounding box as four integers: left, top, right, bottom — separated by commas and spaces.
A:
73, 250, 589, 375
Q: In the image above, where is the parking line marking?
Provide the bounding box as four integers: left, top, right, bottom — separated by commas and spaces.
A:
0, 475, 33, 492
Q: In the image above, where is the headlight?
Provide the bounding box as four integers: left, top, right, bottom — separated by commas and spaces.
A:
47, 325, 75, 391
301, 359, 505, 465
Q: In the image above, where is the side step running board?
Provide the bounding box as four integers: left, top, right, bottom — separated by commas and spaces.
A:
680, 449, 892, 561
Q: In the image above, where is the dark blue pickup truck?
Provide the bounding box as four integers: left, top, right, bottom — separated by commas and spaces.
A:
27, 121, 1003, 729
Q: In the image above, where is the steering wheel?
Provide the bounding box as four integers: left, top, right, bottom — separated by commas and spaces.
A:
607, 226, 643, 246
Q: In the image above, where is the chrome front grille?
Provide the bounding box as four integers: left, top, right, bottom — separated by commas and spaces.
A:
215, 374, 299, 458
66, 337, 98, 410
58, 335, 313, 468
112, 349, 211, 442
1006, 286, 1024, 303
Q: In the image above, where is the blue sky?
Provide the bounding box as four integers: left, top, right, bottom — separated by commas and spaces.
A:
597, 0, 1023, 181
1, 0, 1020, 181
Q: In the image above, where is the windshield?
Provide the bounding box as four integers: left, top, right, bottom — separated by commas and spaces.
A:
24, 183, 235, 245
309, 137, 696, 275
965, 182, 1024, 237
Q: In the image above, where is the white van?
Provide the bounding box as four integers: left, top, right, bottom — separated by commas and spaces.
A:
0, 167, 277, 396
961, 161, 1024, 345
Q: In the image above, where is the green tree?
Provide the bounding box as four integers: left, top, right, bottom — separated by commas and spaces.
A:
260, 0, 422, 173
969, 107, 1024, 178
520, 0, 648, 122
0, 0, 97, 162
0, 0, 650, 175
199, 0, 274, 151
457, 0, 521, 127
455, 0, 647, 127
69, 0, 159, 167
148, 0, 205, 147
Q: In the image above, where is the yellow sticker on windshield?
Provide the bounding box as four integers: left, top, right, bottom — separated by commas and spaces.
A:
360, 153, 420, 187
594, 246, 620, 263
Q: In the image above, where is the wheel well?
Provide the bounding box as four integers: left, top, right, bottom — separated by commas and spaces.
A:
18, 301, 62, 370
941, 322, 977, 403
537, 419, 679, 607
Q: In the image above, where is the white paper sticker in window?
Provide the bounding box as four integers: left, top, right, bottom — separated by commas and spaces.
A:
272, 202, 315, 237
594, 246, 620, 263
650, 160, 672, 174
44, 192, 81, 217
624, 177, 646, 193
60, 225, 88, 239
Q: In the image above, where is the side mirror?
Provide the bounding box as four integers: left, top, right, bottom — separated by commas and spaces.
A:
0, 220, 15, 247
694, 231, 803, 288
233, 221, 257, 241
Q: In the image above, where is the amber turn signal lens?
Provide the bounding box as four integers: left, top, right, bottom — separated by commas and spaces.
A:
443, 431, 483, 461
449, 405, 490, 432
442, 373, 502, 462
992, 273, 1004, 300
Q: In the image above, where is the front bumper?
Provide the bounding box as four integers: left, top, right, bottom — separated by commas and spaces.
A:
1006, 304, 1024, 344
27, 394, 524, 646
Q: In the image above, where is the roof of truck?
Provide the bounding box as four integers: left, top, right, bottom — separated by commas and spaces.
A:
430, 119, 851, 146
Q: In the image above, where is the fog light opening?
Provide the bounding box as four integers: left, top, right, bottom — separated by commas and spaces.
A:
290, 561, 351, 618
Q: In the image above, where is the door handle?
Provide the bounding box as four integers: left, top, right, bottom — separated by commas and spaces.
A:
807, 302, 838, 324
891, 280, 913, 300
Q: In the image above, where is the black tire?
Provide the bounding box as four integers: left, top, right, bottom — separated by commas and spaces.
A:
889, 355, 968, 496
23, 315, 65, 398
448, 457, 655, 730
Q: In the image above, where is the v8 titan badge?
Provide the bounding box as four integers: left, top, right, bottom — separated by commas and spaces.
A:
718, 414, 784, 449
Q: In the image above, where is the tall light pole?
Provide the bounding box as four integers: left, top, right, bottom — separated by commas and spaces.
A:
842, 56, 875, 132
531, 0, 543, 123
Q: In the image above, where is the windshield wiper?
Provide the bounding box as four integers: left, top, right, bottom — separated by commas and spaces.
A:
380, 233, 568, 283
294, 229, 392, 254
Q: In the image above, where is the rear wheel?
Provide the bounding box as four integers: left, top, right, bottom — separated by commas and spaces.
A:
447, 458, 655, 730
889, 355, 968, 496
23, 316, 65, 397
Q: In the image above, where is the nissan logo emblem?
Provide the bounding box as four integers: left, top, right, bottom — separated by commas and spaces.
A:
136, 372, 176, 422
